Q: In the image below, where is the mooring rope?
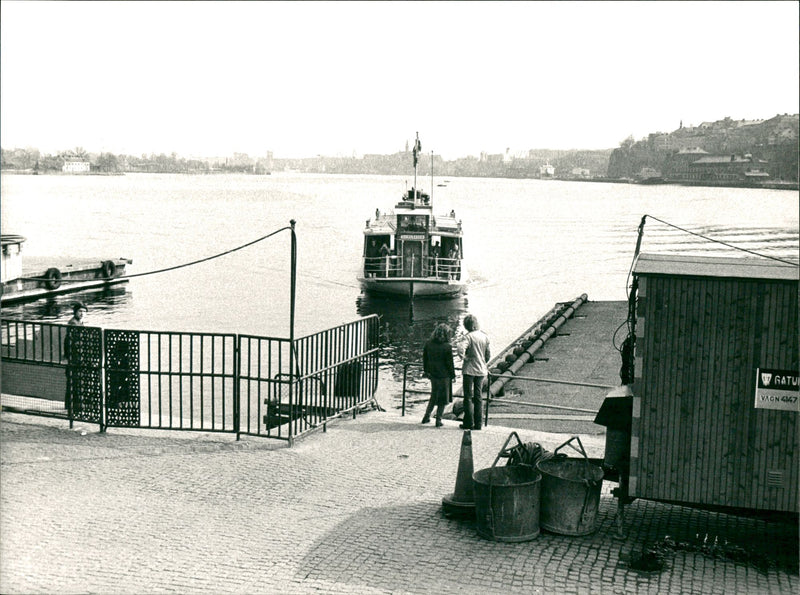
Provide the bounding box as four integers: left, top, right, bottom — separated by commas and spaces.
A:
644, 214, 799, 266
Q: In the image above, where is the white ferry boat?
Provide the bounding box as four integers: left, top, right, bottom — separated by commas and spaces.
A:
357, 135, 468, 299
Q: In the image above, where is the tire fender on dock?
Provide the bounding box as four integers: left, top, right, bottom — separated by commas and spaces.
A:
44, 268, 62, 290
101, 260, 116, 279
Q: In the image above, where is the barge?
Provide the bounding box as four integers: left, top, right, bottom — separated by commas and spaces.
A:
1, 234, 131, 305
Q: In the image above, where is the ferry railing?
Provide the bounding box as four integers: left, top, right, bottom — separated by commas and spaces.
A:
362, 255, 404, 278
363, 255, 461, 280
422, 257, 460, 280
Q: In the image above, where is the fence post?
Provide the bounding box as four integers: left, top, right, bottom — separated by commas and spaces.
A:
402, 363, 408, 416
485, 372, 492, 428
99, 329, 106, 433
288, 220, 297, 447
234, 336, 241, 440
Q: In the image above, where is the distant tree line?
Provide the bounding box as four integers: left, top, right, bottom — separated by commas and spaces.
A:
0, 147, 272, 175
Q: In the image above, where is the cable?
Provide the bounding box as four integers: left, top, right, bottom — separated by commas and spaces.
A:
27, 225, 293, 283
645, 215, 799, 266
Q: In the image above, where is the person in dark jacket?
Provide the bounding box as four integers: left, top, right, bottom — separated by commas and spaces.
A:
421, 323, 456, 427
64, 302, 88, 411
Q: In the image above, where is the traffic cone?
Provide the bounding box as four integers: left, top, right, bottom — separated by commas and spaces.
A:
442, 430, 476, 517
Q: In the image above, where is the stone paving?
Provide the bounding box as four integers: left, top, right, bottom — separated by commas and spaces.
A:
1, 400, 797, 594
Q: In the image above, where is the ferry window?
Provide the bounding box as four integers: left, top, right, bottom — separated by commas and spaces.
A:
398, 215, 428, 231
366, 235, 391, 256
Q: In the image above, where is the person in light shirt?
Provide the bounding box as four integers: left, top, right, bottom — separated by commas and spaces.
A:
457, 314, 490, 430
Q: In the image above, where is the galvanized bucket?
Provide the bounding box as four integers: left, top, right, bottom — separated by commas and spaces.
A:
473, 464, 541, 542
537, 436, 604, 536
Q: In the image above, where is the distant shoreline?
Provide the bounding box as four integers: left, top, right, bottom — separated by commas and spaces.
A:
2, 169, 797, 190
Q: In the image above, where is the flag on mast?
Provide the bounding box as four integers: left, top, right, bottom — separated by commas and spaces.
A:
412, 134, 422, 167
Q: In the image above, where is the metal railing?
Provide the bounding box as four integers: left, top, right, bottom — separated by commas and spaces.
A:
1, 315, 380, 443
484, 372, 605, 426
399, 364, 604, 427
400, 361, 462, 416
362, 256, 462, 279
105, 329, 238, 432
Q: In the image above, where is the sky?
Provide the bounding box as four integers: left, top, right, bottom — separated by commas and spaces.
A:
1, 1, 798, 160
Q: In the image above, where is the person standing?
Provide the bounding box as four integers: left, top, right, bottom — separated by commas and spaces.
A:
431, 241, 441, 278
422, 323, 456, 427
64, 302, 88, 411
379, 241, 391, 277
457, 314, 490, 430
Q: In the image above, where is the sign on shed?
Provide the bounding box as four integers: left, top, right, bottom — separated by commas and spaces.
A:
755, 368, 799, 411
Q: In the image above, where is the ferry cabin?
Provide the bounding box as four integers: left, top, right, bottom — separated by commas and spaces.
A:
1, 235, 25, 284
361, 189, 464, 294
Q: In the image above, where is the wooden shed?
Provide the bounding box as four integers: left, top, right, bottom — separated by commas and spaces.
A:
629, 253, 799, 513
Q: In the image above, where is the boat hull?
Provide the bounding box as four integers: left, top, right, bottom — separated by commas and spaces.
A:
358, 276, 467, 299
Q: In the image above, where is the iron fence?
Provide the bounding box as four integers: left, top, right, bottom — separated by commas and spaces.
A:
104, 329, 239, 432
238, 315, 379, 441
1, 315, 380, 443
0, 319, 102, 424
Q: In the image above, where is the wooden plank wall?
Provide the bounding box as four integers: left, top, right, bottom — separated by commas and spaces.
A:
630, 274, 798, 512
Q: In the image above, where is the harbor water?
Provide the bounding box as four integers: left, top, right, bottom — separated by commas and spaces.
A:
2, 172, 798, 400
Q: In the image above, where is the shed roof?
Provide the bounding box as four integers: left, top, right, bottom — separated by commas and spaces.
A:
634, 253, 799, 281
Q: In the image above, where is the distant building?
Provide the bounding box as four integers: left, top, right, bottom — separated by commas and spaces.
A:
648, 132, 673, 150
663, 147, 709, 179
571, 167, 591, 178
62, 159, 90, 173
539, 162, 555, 178
687, 153, 769, 183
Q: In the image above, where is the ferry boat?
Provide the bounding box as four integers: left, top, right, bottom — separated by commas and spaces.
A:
357, 134, 468, 299
1, 234, 132, 305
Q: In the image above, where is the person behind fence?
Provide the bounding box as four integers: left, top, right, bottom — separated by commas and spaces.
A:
64, 302, 88, 410
421, 323, 456, 427
457, 314, 490, 430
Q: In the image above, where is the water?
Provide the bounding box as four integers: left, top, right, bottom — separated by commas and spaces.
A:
2, 173, 798, 395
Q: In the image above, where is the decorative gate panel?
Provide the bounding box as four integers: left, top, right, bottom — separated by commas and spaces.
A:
105, 329, 141, 427
66, 326, 103, 424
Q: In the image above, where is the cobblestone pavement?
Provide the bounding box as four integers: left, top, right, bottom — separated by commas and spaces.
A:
1, 404, 797, 594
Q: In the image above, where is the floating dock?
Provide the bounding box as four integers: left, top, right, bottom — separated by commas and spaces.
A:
484, 298, 628, 435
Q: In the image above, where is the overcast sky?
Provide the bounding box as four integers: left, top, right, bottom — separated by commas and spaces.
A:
2, 1, 798, 159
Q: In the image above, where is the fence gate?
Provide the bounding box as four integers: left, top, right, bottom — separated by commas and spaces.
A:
104, 330, 141, 427
103, 329, 238, 433
66, 326, 104, 425
238, 315, 380, 442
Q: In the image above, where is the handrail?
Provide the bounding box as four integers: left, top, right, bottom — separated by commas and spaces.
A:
362, 255, 462, 280
399, 360, 604, 423
401, 361, 462, 417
